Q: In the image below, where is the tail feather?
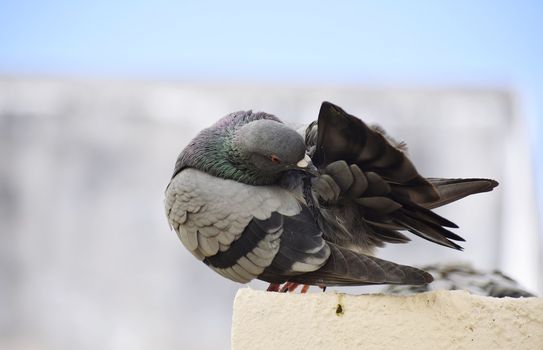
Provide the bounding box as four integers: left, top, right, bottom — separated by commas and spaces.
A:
288, 244, 433, 286
422, 178, 499, 209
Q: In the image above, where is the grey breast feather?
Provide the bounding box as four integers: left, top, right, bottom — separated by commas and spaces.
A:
164, 168, 301, 262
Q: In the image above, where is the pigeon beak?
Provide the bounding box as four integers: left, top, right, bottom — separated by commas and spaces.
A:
295, 154, 319, 176
296, 154, 312, 168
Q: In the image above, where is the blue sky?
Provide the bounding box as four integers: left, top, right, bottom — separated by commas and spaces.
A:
1, 0, 542, 217
1, 1, 542, 83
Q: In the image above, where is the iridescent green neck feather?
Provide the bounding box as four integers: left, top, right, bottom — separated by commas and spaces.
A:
172, 111, 285, 185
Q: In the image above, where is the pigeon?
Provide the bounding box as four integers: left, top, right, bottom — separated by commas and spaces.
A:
164, 101, 498, 291
383, 263, 535, 298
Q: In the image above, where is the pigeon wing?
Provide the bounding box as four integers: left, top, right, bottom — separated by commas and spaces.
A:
309, 102, 498, 251
313, 101, 439, 203
288, 243, 433, 286
257, 206, 432, 286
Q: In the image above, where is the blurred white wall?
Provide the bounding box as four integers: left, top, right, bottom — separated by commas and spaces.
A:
0, 77, 539, 350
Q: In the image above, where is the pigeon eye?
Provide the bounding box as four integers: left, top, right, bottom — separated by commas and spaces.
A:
270, 155, 282, 164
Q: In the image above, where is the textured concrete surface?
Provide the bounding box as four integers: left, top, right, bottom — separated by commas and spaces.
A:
232, 288, 543, 350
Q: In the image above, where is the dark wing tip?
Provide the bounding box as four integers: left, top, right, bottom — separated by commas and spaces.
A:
318, 101, 359, 126
488, 179, 499, 189
422, 270, 434, 284
320, 101, 339, 111
423, 177, 500, 210
468, 178, 499, 191
318, 101, 338, 119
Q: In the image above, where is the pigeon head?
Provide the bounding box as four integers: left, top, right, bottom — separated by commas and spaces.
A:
173, 110, 314, 185
234, 119, 308, 174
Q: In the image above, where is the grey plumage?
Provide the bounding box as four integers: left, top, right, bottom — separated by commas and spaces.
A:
165, 102, 498, 288
383, 263, 536, 298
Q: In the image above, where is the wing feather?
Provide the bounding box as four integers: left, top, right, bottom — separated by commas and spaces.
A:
307, 101, 498, 253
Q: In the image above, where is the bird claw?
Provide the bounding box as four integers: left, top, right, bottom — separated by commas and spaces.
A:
267, 282, 311, 293
267, 283, 281, 292
280, 282, 300, 293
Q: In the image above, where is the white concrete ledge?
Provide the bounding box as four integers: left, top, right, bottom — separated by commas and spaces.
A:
232, 288, 543, 350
